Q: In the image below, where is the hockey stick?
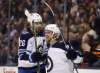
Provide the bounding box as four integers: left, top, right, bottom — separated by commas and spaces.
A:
32, 0, 41, 73
63, 0, 79, 73
25, 9, 40, 73
33, 24, 40, 73
42, 0, 55, 16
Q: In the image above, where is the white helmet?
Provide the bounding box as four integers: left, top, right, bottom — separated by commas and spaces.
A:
25, 9, 42, 24
45, 24, 61, 36
31, 13, 42, 22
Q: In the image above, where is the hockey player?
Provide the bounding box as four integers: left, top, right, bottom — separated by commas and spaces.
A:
18, 9, 47, 73
44, 24, 83, 73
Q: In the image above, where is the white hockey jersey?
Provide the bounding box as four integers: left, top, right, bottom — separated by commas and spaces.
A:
18, 36, 47, 67
47, 47, 74, 73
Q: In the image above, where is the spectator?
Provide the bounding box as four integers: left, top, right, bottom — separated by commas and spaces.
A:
81, 16, 100, 67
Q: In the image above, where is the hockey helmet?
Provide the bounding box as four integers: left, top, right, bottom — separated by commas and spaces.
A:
25, 9, 42, 24
45, 24, 61, 36
31, 13, 42, 23
25, 9, 43, 33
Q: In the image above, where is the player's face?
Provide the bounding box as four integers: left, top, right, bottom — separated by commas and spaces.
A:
32, 22, 44, 32
45, 30, 54, 43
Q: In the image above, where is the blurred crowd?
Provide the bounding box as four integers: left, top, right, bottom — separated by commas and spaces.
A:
0, 0, 100, 68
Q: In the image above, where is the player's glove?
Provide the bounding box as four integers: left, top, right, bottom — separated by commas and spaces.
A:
31, 52, 46, 62
20, 52, 29, 60
66, 50, 78, 60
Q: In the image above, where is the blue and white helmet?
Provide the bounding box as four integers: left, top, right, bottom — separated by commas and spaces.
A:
31, 13, 42, 23
45, 24, 61, 36
25, 9, 42, 24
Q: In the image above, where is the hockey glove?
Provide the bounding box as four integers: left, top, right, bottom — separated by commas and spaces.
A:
20, 52, 29, 60
66, 50, 78, 60
31, 52, 46, 62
